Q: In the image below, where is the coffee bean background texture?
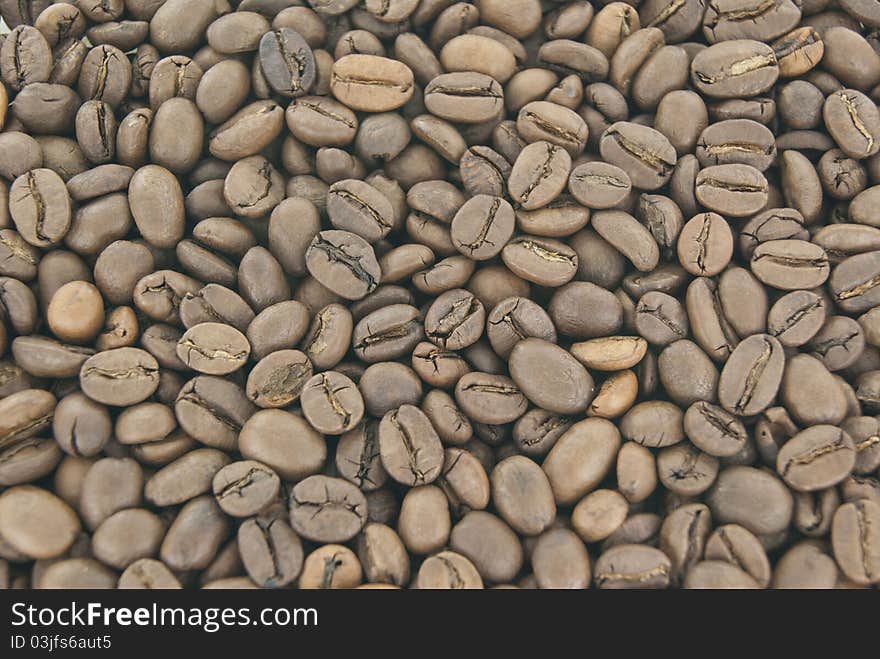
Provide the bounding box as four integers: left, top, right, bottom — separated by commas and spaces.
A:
0, 1, 878, 592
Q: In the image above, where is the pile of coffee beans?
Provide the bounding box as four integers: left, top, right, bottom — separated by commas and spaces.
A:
1, 0, 880, 591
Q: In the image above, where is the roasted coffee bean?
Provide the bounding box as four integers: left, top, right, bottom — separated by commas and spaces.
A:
239, 409, 325, 482
455, 372, 528, 426
213, 460, 280, 518
378, 404, 444, 487
684, 402, 747, 458
592, 211, 661, 273
823, 89, 880, 160
289, 475, 367, 544
176, 323, 250, 375
353, 304, 423, 363
258, 28, 315, 99
300, 371, 364, 435
600, 122, 677, 190
831, 499, 880, 585
0, 486, 80, 560
306, 230, 381, 301
569, 162, 631, 210
508, 141, 572, 211
335, 420, 387, 492
707, 466, 793, 535
331, 54, 414, 112
751, 240, 830, 290
594, 544, 672, 589
424, 72, 504, 124
79, 348, 159, 406
450, 195, 515, 261
695, 164, 769, 217
718, 334, 785, 416
691, 39, 780, 99
768, 290, 827, 347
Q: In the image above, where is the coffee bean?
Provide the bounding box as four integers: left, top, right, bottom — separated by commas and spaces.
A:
831, 499, 880, 585
695, 164, 769, 217
449, 511, 523, 584
592, 210, 661, 272
301, 371, 364, 435
718, 334, 785, 416
327, 179, 394, 243
777, 425, 855, 491
239, 409, 325, 481
331, 54, 414, 112
10, 169, 71, 248
79, 347, 159, 406
416, 550, 483, 589
213, 460, 280, 518
823, 89, 880, 160
707, 466, 793, 535
751, 239, 830, 290
569, 162, 631, 210
450, 195, 515, 260
378, 404, 444, 486
176, 322, 250, 375
767, 290, 827, 346
594, 544, 672, 589
306, 230, 381, 301
424, 72, 504, 124
289, 475, 367, 543
508, 340, 593, 417
508, 141, 572, 210
600, 122, 677, 190
571, 336, 649, 371
684, 401, 747, 458
572, 488, 628, 544
353, 304, 423, 363
238, 514, 303, 589
692, 39, 780, 98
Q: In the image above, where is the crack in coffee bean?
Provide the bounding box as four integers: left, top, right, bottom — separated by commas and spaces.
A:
330, 189, 392, 230
704, 0, 777, 30
637, 303, 686, 337
0, 234, 37, 265
697, 53, 778, 85
835, 274, 880, 301
779, 433, 852, 477
252, 363, 311, 404
320, 552, 343, 590
810, 332, 861, 357
647, 0, 688, 28
518, 239, 575, 265
427, 296, 480, 342
217, 467, 272, 501
771, 298, 824, 337
604, 129, 675, 175
178, 390, 241, 432
296, 100, 356, 128
386, 409, 432, 484
595, 564, 670, 586
735, 338, 773, 414
310, 237, 378, 291
840, 92, 876, 152
0, 413, 53, 450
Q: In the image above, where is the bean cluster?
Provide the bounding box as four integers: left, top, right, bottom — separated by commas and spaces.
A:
0, 0, 879, 589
